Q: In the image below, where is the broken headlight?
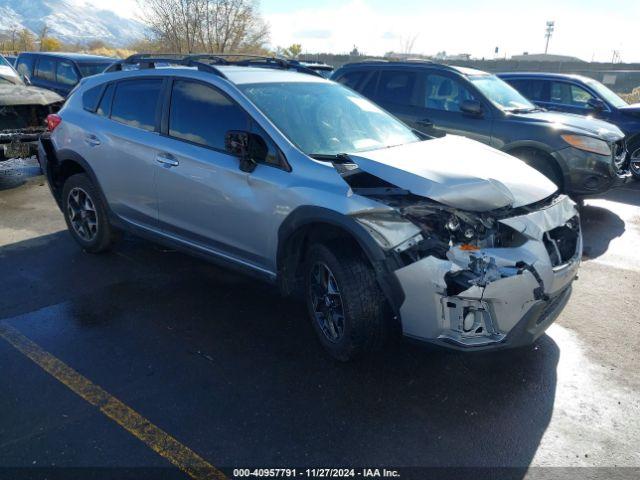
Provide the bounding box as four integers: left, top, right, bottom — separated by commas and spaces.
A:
352, 210, 423, 252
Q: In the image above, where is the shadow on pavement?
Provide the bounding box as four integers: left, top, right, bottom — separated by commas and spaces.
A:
0, 230, 560, 474
579, 204, 626, 260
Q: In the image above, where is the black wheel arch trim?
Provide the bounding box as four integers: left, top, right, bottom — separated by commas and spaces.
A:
502, 141, 570, 178
43, 144, 123, 228
277, 205, 405, 316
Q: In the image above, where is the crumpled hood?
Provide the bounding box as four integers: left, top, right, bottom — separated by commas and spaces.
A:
346, 136, 558, 212
0, 84, 63, 106
510, 110, 624, 141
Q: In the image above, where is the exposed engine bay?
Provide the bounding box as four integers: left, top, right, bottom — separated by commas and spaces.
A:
336, 160, 581, 349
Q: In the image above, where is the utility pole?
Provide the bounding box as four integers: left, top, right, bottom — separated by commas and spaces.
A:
544, 21, 555, 54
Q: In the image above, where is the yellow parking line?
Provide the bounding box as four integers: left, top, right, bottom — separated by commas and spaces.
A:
0, 323, 227, 480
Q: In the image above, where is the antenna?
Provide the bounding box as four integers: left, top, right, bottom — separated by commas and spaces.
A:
544, 21, 555, 54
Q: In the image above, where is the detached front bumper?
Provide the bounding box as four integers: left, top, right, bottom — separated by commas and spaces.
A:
393, 195, 581, 351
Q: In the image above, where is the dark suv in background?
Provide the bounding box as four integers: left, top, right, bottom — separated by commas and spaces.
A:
332, 61, 630, 197
15, 52, 114, 97
499, 72, 640, 179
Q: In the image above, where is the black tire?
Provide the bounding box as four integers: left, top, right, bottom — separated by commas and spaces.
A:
304, 242, 389, 361
512, 149, 564, 191
62, 173, 115, 253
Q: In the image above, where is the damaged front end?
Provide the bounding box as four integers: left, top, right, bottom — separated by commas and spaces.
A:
341, 164, 581, 350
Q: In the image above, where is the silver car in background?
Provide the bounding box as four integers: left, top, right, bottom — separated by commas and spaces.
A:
38, 55, 581, 361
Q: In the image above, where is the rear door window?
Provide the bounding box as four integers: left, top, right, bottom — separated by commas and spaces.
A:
111, 79, 162, 131
56, 61, 79, 86
168, 80, 248, 151
35, 57, 56, 81
378, 70, 418, 106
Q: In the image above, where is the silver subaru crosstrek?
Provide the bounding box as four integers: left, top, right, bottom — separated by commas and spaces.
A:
39, 55, 582, 361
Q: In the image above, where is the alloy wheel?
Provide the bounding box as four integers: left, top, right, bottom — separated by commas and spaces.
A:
631, 148, 640, 177
309, 262, 346, 343
67, 187, 98, 242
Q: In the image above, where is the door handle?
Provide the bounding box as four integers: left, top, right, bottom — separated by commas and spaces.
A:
416, 118, 434, 128
84, 134, 101, 147
155, 152, 179, 167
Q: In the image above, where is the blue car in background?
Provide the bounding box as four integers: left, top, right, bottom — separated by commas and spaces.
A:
499, 72, 640, 179
15, 52, 114, 98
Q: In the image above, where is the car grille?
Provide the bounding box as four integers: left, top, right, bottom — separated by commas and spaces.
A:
612, 139, 628, 171
543, 216, 580, 267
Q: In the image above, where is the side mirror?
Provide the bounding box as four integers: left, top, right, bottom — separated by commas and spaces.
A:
460, 99, 483, 116
587, 97, 606, 111
224, 130, 268, 173
21, 74, 31, 85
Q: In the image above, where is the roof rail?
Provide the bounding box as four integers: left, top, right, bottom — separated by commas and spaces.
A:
104, 54, 228, 78
104, 53, 324, 78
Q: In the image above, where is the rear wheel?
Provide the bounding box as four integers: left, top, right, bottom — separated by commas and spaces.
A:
304, 242, 389, 361
512, 149, 564, 191
62, 173, 115, 253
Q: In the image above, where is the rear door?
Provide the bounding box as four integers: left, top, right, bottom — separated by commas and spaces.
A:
83, 78, 164, 229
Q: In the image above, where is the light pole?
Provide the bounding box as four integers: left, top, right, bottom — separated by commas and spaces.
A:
544, 21, 555, 54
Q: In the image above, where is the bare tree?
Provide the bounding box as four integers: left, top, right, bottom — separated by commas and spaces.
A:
400, 34, 419, 55
137, 0, 269, 54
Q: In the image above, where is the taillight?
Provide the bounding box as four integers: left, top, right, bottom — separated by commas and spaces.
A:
46, 114, 62, 132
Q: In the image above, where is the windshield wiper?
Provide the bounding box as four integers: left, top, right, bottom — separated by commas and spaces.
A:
506, 107, 541, 114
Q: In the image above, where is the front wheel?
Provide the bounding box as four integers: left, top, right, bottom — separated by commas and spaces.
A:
304, 242, 390, 361
62, 173, 115, 253
630, 146, 640, 180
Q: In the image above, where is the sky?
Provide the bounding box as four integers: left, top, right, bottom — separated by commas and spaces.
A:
82, 0, 640, 62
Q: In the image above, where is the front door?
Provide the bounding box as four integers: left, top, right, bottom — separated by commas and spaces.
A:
154, 79, 289, 272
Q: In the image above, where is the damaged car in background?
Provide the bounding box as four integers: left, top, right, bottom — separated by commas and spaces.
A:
0, 54, 63, 161
39, 57, 581, 361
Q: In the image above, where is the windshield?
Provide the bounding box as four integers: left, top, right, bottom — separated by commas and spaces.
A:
78, 63, 112, 77
583, 78, 628, 108
469, 74, 536, 111
239, 82, 420, 157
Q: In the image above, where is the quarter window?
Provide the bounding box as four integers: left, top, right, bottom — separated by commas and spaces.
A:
97, 83, 115, 117
378, 71, 417, 106
35, 58, 56, 81
169, 80, 248, 151
111, 79, 162, 131
56, 61, 79, 86
424, 74, 475, 111
82, 85, 104, 112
